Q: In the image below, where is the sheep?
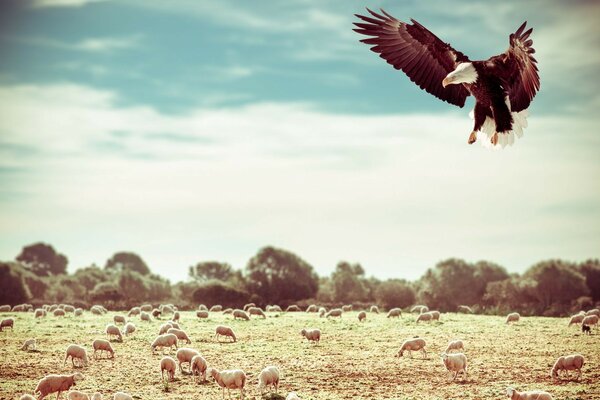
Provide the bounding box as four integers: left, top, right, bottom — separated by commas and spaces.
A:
112, 392, 132, 400
191, 354, 208, 382
582, 325, 591, 335
387, 308, 402, 318
506, 387, 553, 400
90, 307, 102, 316
506, 312, 520, 324
0, 304, 11, 312
370, 305, 379, 314
233, 309, 250, 321
222, 308, 233, 315
267, 305, 282, 312
286, 393, 300, 400
35, 373, 84, 400
286, 305, 301, 312
214, 325, 237, 343
458, 305, 473, 313
127, 307, 140, 317
151, 308, 162, 319
358, 311, 367, 322
64, 344, 89, 368
92, 339, 114, 359
167, 328, 192, 344
160, 356, 177, 381
172, 311, 181, 321
429, 310, 441, 320
209, 305, 222, 312
48, 304, 58, 312
208, 368, 246, 400
411, 305, 429, 313
158, 323, 174, 335
35, 308, 47, 318
168, 321, 180, 330
342, 304, 353, 312
258, 366, 280, 395
397, 338, 427, 359
581, 314, 598, 328
585, 308, 600, 317
74, 308, 83, 317
550, 354, 585, 381
113, 315, 126, 325
90, 393, 102, 400
243, 302, 256, 311
160, 304, 174, 315
1, 317, 15, 331
54, 309, 66, 317
122, 322, 136, 336
105, 324, 123, 342
64, 305, 75, 313
140, 311, 151, 322
248, 307, 266, 319
300, 328, 321, 344
568, 313, 585, 326
318, 307, 326, 318
326, 309, 343, 318
441, 352, 468, 381
67, 390, 89, 400
12, 304, 27, 312
306, 304, 318, 313
21, 338, 36, 351
176, 347, 200, 373
140, 304, 152, 312
151, 333, 179, 353
445, 340, 464, 353
198, 304, 208, 311
19, 395, 36, 400
196, 310, 209, 319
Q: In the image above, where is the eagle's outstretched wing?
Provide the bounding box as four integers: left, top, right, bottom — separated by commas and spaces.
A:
353, 8, 471, 107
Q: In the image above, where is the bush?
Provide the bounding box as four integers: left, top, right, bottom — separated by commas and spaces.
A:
192, 280, 249, 308
0, 262, 31, 305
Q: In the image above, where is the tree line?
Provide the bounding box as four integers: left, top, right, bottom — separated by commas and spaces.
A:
1, 242, 598, 316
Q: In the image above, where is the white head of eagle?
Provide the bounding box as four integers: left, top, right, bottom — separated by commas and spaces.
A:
442, 62, 478, 87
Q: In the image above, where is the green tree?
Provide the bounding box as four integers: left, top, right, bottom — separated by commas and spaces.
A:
73, 265, 109, 291
117, 270, 148, 303
189, 261, 233, 282
105, 252, 150, 275
375, 279, 416, 309
579, 259, 600, 301
331, 261, 368, 303
192, 280, 249, 307
16, 242, 68, 276
418, 259, 478, 311
90, 282, 123, 304
0, 262, 31, 305
524, 260, 589, 310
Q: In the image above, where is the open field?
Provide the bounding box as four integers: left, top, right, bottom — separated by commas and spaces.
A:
1, 310, 598, 400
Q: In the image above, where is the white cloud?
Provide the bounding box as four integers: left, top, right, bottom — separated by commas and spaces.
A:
31, 0, 106, 8
9, 35, 142, 53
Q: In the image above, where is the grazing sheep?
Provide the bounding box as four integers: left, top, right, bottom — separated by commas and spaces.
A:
222, 308, 233, 315
445, 340, 464, 353
140, 304, 152, 312
127, 307, 140, 317
176, 348, 200, 373
429, 310, 441, 320
585, 308, 600, 317
21, 338, 36, 351
90, 393, 101, 400
248, 307, 266, 319
397, 338, 427, 359
160, 356, 177, 381
1, 317, 15, 331
67, 390, 89, 400
326, 309, 343, 318
54, 309, 66, 317
191, 354, 208, 383
74, 308, 83, 317
152, 308, 162, 319
151, 333, 179, 353
568, 313, 585, 326
233, 309, 250, 321
64, 344, 89, 368
35, 373, 84, 400
0, 305, 10, 312
160, 304, 174, 315
209, 305, 222, 312
198, 304, 208, 311
19, 395, 36, 400
506, 312, 520, 324
411, 305, 429, 314
105, 324, 123, 342
416, 313, 433, 323
286, 305, 301, 312
113, 315, 126, 325
581, 315, 598, 328
214, 325, 237, 343
122, 322, 136, 336
551, 354, 585, 381
12, 304, 27, 312
208, 368, 246, 400
441, 352, 468, 381
387, 308, 402, 318
172, 311, 180, 321
458, 305, 473, 313
258, 366, 280, 395
300, 328, 321, 344
196, 310, 209, 319
582, 325, 591, 335
318, 307, 326, 318
167, 328, 192, 344
112, 392, 132, 400
243, 303, 256, 311
35, 308, 47, 318
90, 307, 102, 316
370, 305, 379, 314
64, 305, 75, 313
268, 305, 282, 312
140, 312, 151, 322
92, 339, 114, 359
286, 393, 300, 400
358, 311, 367, 322
158, 323, 174, 335
506, 387, 553, 400
168, 321, 180, 330
306, 304, 318, 313
342, 305, 353, 312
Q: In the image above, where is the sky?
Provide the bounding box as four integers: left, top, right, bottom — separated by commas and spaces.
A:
0, 0, 599, 283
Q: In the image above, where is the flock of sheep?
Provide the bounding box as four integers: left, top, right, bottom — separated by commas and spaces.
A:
1, 302, 598, 400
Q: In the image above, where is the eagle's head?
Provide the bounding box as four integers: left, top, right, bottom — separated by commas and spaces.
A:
442, 62, 478, 87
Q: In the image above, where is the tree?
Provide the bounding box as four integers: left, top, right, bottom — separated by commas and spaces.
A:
524, 260, 589, 310
189, 261, 234, 282
331, 261, 368, 303
192, 280, 249, 308
117, 270, 148, 303
418, 259, 479, 311
74, 265, 109, 291
105, 252, 150, 275
0, 262, 31, 305
90, 282, 123, 304
244, 246, 319, 304
16, 242, 68, 276
375, 279, 416, 309
579, 259, 600, 301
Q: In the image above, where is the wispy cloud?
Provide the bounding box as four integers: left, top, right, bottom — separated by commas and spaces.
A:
30, 0, 105, 8
8, 34, 142, 53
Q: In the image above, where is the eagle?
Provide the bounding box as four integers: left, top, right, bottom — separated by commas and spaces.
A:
353, 9, 540, 147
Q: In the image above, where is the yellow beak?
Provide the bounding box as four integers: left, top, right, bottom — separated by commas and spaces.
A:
442, 77, 452, 88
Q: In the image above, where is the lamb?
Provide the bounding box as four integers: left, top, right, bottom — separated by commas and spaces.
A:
209, 305, 222, 312
585, 308, 600, 317
306, 304, 318, 313
191, 354, 208, 382
127, 307, 140, 317
214, 325, 237, 342
92, 339, 114, 359
158, 323, 174, 335
582, 324, 591, 334
140, 311, 151, 322
416, 312, 433, 323
458, 305, 473, 313
370, 305, 379, 314
67, 390, 90, 400
397, 338, 427, 359
258, 366, 280, 395
411, 305, 428, 313
74, 308, 83, 317
151, 333, 178, 353
342, 305, 353, 312
581, 314, 598, 328
122, 322, 136, 336
358, 311, 367, 322
506, 387, 553, 400
387, 308, 402, 318
167, 328, 192, 344
550, 354, 585, 381
112, 392, 132, 400
445, 340, 464, 353
160, 356, 177, 381
35, 308, 47, 318
326, 309, 343, 318
196, 310, 209, 319
35, 373, 84, 400
208, 368, 246, 400
113, 315, 126, 325
21, 338, 36, 351
286, 305, 301, 312
300, 328, 321, 344
151, 308, 162, 319
176, 348, 200, 373
568, 313, 585, 326
64, 344, 89, 367
54, 309, 66, 317
1, 317, 14, 331
506, 312, 520, 324
233, 309, 250, 321
105, 324, 123, 342
441, 352, 468, 381
248, 307, 266, 319
318, 307, 326, 318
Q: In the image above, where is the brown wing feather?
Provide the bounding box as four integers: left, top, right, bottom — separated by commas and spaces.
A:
504, 22, 540, 112
353, 8, 471, 108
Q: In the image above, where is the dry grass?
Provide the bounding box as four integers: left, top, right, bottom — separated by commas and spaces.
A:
1, 311, 598, 399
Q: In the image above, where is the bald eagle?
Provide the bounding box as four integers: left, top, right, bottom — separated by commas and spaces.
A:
353, 9, 540, 147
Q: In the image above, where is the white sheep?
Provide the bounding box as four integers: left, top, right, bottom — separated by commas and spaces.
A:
21, 338, 36, 351
64, 344, 89, 367
506, 312, 520, 324
300, 328, 321, 344
172, 311, 181, 321
222, 308, 233, 315
167, 328, 192, 345
35, 309, 47, 318
35, 373, 84, 400
19, 395, 36, 400
243, 303, 255, 311
370, 305, 379, 314
140, 312, 151, 322
74, 308, 83, 317
397, 338, 427, 358
90, 307, 102, 316
342, 305, 353, 312
214, 325, 237, 343
160, 304, 174, 315
92, 339, 114, 359
506, 387, 553, 400
91, 393, 102, 400
286, 305, 301, 312
411, 305, 428, 313
198, 304, 208, 311
191, 354, 208, 382
160, 356, 177, 381
208, 368, 246, 399
0, 304, 10, 312
268, 305, 282, 312
568, 313, 585, 326
127, 307, 140, 317
445, 340, 464, 353
581, 314, 598, 328
67, 390, 90, 400
358, 311, 367, 322
585, 308, 600, 317
105, 324, 123, 342
168, 321, 180, 330
209, 305, 222, 312
122, 322, 136, 336
441, 352, 468, 381
318, 307, 326, 318
458, 305, 473, 313
416, 312, 433, 323
113, 315, 126, 325
258, 366, 280, 395
248, 307, 266, 319
112, 392, 132, 400
305, 304, 318, 313
233, 309, 250, 321
326, 309, 343, 318
550, 354, 585, 381
387, 308, 402, 318
158, 323, 174, 335
54, 309, 66, 317
140, 304, 152, 312
286, 393, 301, 400
429, 310, 441, 320
64, 305, 75, 313
151, 333, 178, 353
1, 317, 14, 331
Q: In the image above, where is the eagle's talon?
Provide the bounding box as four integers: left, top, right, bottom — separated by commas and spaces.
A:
468, 131, 477, 144
491, 132, 499, 146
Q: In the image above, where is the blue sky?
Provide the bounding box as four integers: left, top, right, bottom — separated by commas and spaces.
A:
0, 0, 599, 283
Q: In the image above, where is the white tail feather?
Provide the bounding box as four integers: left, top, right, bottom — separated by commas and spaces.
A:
470, 107, 529, 149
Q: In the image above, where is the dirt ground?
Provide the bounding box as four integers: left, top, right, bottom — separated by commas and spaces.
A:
0, 310, 598, 399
